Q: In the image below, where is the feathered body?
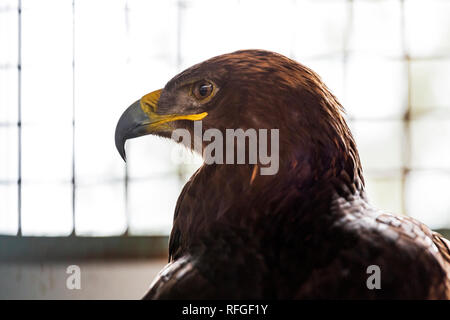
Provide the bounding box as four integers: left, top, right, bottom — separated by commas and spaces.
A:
118, 50, 450, 299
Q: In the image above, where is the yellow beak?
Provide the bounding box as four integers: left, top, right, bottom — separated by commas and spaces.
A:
140, 89, 208, 127
115, 89, 208, 161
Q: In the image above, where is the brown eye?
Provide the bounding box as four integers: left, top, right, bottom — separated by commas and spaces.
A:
193, 81, 213, 100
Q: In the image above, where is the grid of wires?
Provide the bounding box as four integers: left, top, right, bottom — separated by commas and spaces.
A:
0, 0, 449, 237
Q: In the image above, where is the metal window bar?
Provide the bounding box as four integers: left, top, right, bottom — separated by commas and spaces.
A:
71, 0, 76, 236
400, 0, 411, 219
17, 0, 22, 236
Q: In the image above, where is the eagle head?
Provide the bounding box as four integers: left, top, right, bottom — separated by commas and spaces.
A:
115, 49, 362, 185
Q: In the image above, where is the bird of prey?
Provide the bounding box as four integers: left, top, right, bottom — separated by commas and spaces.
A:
115, 49, 450, 299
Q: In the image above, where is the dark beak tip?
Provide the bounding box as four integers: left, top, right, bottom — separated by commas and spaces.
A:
114, 124, 128, 163
115, 134, 127, 163
115, 99, 151, 163
115, 100, 142, 163
119, 147, 127, 163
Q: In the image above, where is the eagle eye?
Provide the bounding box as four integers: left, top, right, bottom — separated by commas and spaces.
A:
192, 81, 214, 100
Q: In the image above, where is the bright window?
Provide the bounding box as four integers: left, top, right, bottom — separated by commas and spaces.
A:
1, 0, 449, 237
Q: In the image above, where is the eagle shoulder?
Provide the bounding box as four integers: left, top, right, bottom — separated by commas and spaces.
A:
142, 255, 213, 300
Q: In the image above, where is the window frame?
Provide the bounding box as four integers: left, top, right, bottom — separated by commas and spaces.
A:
0, 234, 169, 261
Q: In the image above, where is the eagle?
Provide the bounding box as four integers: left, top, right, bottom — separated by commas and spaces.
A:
115, 49, 450, 299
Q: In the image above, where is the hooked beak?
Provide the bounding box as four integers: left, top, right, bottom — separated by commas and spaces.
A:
115, 89, 207, 162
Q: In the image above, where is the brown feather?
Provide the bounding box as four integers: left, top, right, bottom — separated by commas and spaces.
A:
142, 50, 450, 299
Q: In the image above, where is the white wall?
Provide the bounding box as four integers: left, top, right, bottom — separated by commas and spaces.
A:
0, 259, 167, 299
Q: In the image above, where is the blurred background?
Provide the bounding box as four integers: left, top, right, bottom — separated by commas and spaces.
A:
0, 0, 449, 298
